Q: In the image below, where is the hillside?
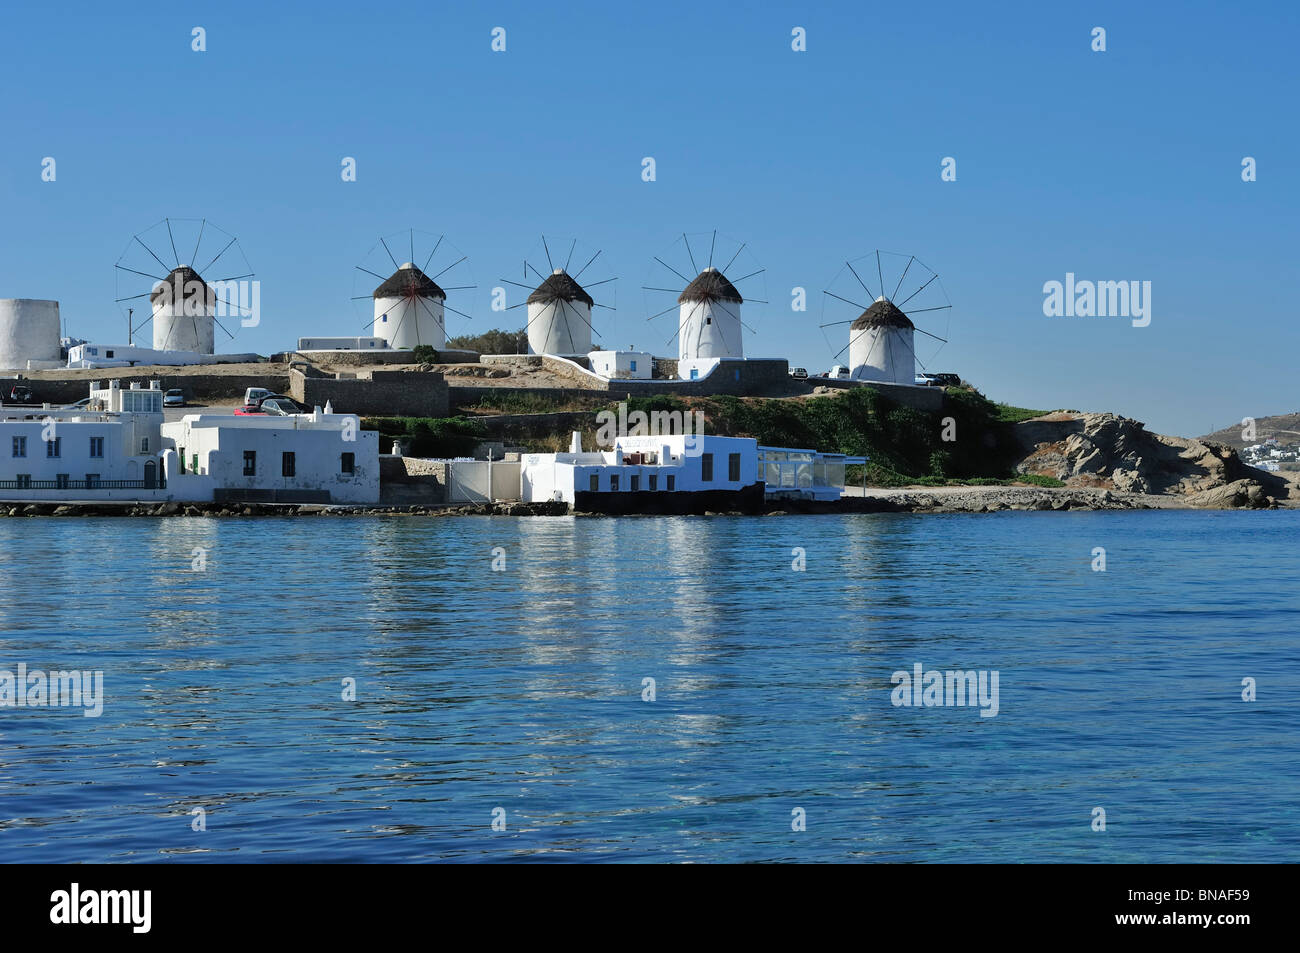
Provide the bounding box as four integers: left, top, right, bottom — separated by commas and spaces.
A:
1200, 412, 1300, 450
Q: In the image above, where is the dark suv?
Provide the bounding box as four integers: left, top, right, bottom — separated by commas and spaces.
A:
9, 385, 34, 404
931, 373, 962, 387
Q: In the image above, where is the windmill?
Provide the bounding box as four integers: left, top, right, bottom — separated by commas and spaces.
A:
352, 229, 475, 350
114, 218, 255, 353
498, 236, 617, 356
819, 251, 951, 383
642, 231, 766, 379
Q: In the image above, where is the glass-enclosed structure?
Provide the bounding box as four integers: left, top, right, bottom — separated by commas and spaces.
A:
756, 446, 867, 501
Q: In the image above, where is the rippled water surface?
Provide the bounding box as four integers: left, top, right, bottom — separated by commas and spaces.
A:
0, 511, 1297, 862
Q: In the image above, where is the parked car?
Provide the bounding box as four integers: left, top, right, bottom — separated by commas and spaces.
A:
789, 367, 809, 380
242, 386, 273, 411
914, 373, 941, 386
931, 373, 962, 387
233, 403, 264, 416
163, 388, 186, 407
828, 365, 850, 380
258, 395, 311, 416
9, 385, 34, 404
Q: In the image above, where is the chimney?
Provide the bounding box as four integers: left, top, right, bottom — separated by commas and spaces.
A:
569, 431, 582, 453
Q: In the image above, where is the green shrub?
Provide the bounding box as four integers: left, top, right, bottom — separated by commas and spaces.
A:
446, 328, 528, 355
362, 416, 489, 458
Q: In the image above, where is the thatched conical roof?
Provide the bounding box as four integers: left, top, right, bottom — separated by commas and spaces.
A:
373, 263, 445, 300
851, 297, 913, 331
150, 266, 216, 308
678, 267, 742, 305
527, 269, 594, 307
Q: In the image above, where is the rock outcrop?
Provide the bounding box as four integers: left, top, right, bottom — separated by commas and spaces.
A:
1014, 412, 1292, 508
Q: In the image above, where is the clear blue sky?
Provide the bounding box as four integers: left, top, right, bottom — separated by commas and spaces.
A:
1, 0, 1296, 437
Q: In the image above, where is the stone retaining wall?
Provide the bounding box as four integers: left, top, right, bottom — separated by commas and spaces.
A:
290, 368, 449, 417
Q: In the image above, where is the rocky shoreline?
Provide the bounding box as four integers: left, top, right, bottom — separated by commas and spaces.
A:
0, 483, 1285, 518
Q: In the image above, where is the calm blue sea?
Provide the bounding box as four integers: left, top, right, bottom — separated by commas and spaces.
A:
0, 511, 1296, 863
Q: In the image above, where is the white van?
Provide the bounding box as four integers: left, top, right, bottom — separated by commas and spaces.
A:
828, 365, 850, 380
243, 387, 273, 408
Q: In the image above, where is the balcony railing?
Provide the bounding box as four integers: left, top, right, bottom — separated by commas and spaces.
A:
0, 478, 165, 490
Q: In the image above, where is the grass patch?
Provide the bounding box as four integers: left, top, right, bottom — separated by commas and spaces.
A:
1015, 473, 1066, 488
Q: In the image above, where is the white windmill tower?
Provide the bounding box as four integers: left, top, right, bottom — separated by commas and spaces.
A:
372, 262, 446, 349
115, 218, 255, 353
821, 251, 950, 384
499, 236, 616, 356
849, 298, 916, 384
643, 232, 765, 380
354, 230, 475, 351
152, 264, 216, 353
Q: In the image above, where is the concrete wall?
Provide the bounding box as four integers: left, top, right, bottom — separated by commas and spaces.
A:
534, 356, 791, 397
5, 370, 289, 405
281, 348, 479, 366
290, 368, 449, 417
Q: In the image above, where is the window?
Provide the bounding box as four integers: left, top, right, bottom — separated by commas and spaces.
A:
243, 450, 257, 476
610, 474, 619, 491
282, 452, 296, 477
46, 437, 60, 458
140, 437, 149, 453
178, 448, 185, 474
341, 452, 355, 474
12, 436, 25, 458
105, 350, 114, 359
85, 474, 100, 489
191, 453, 198, 473
630, 360, 637, 372
56, 474, 69, 489
589, 474, 599, 492
649, 474, 658, 491
728, 453, 741, 482
667, 475, 676, 491
701, 453, 714, 482
630, 475, 640, 491
705, 315, 712, 325
89, 436, 104, 458
16, 474, 30, 489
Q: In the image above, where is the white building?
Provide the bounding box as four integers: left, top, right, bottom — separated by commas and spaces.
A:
161, 411, 379, 504
849, 297, 916, 385
297, 336, 388, 352
521, 432, 761, 510
0, 298, 62, 370
373, 262, 445, 350
152, 266, 216, 354
527, 269, 594, 356
0, 381, 379, 505
587, 349, 652, 379
678, 266, 744, 380
66, 342, 259, 369
0, 380, 167, 500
